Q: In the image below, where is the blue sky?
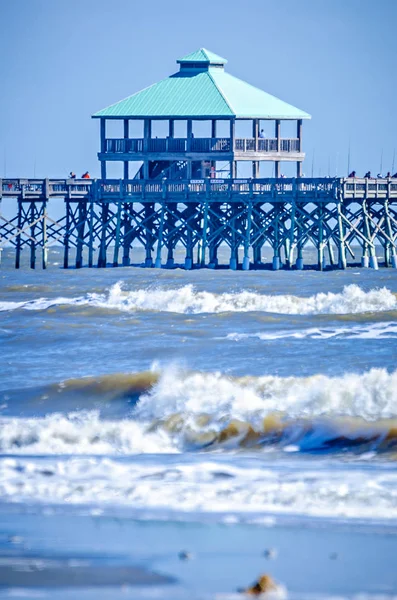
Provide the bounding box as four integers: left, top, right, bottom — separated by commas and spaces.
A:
0, 0, 396, 179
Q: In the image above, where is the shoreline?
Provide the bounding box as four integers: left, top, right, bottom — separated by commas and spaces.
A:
1, 504, 397, 598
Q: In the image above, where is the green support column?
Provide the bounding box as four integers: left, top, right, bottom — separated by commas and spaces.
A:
123, 119, 129, 180
113, 201, 123, 267
98, 203, 109, 268
30, 202, 36, 269
336, 202, 347, 269
184, 204, 194, 270
63, 200, 70, 269
272, 204, 281, 270
317, 205, 324, 271
155, 203, 165, 268
100, 119, 107, 179
76, 200, 87, 269
242, 202, 252, 270
200, 200, 209, 267
122, 203, 131, 266
145, 203, 154, 267
15, 199, 23, 269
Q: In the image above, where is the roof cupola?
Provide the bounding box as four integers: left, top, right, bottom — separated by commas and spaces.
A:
176, 48, 227, 71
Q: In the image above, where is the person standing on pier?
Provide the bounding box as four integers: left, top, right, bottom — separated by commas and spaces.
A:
259, 129, 265, 138
81, 171, 90, 179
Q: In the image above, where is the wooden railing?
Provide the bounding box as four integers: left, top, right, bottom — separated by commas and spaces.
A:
104, 137, 300, 154
2, 178, 396, 201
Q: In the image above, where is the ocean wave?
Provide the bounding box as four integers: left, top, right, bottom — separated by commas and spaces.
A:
0, 410, 175, 455
1, 368, 397, 455
226, 322, 397, 341
0, 283, 396, 315
1, 454, 397, 522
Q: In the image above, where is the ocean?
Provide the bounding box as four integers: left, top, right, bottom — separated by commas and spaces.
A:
0, 245, 396, 599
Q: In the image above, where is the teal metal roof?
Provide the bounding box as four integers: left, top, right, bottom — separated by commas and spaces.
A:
93, 49, 311, 120
177, 48, 228, 64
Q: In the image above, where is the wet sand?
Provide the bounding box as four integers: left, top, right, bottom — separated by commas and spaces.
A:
0, 506, 396, 599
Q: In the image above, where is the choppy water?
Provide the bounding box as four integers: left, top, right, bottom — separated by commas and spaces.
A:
1, 246, 397, 597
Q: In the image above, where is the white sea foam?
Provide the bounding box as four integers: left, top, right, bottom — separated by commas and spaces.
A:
0, 283, 396, 315
1, 454, 397, 523
0, 410, 176, 455
226, 321, 397, 341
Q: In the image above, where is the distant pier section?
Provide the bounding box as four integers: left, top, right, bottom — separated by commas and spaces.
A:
1, 49, 396, 270
1, 176, 396, 270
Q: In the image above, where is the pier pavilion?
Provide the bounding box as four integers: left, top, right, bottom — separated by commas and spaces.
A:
93, 49, 311, 181
1, 49, 397, 271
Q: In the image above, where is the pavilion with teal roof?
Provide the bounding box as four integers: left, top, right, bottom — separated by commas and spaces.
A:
93, 48, 311, 180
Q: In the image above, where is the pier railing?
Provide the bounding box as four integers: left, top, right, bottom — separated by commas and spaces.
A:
103, 137, 301, 155
2, 178, 397, 201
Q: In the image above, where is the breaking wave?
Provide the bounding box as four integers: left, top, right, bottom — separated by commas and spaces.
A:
226, 321, 397, 341
0, 283, 396, 315
1, 367, 397, 455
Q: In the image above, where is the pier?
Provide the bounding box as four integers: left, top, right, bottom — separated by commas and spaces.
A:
2, 49, 396, 270
1, 177, 396, 270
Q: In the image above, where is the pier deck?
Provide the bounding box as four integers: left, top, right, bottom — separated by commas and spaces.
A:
1, 177, 397, 270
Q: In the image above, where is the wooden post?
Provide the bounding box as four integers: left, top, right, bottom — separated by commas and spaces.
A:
144, 119, 151, 153
169, 119, 174, 138
297, 119, 302, 152
230, 120, 236, 179
211, 119, 217, 139
187, 119, 192, 151
98, 203, 109, 267
63, 200, 70, 269
15, 199, 22, 269
275, 119, 281, 179
76, 200, 86, 268
252, 119, 259, 151
144, 202, 154, 267
275, 120, 281, 152
272, 203, 280, 270
30, 201, 36, 269
100, 119, 107, 180
336, 202, 347, 269
42, 201, 47, 269
230, 118, 235, 152
113, 198, 123, 267
185, 204, 194, 270
155, 203, 165, 268
297, 119, 303, 178
200, 200, 209, 266
123, 119, 129, 180
318, 205, 324, 270
243, 202, 252, 270
42, 179, 49, 269
100, 119, 106, 153
122, 203, 131, 266
88, 200, 94, 267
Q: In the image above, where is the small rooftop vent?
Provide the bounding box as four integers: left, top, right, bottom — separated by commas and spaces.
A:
177, 48, 227, 71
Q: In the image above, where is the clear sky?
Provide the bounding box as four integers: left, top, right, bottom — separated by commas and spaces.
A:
0, 0, 396, 179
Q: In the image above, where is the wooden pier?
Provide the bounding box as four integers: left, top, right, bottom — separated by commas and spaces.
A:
1, 177, 396, 270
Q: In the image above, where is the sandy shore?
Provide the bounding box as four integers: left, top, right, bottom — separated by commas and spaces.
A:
0, 505, 397, 599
